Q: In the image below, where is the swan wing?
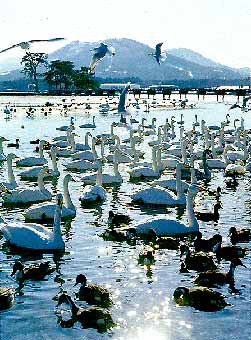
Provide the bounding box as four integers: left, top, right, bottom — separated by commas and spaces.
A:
134, 217, 189, 236
132, 187, 176, 205
0, 222, 52, 249
3, 188, 50, 203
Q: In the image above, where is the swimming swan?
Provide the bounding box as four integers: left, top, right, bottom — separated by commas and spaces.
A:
131, 163, 186, 205
24, 174, 76, 220
81, 150, 122, 185
0, 194, 65, 251
132, 185, 199, 236
80, 160, 107, 203
16, 140, 47, 167
19, 146, 60, 180
0, 153, 18, 191
2, 168, 52, 205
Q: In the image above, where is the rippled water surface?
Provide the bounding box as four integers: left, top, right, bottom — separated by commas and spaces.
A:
0, 94, 250, 340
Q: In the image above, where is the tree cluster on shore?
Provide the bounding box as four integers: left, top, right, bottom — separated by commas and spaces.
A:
21, 52, 100, 93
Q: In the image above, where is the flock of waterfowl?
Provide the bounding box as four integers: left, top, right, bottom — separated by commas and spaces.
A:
0, 93, 250, 336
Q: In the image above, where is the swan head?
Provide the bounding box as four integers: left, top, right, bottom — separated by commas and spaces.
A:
56, 193, 64, 208
64, 174, 75, 183
188, 185, 199, 196
7, 153, 18, 161
74, 273, 87, 287
39, 140, 46, 147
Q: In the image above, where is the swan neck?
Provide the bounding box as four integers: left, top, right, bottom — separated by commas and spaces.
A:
85, 132, 90, 145
7, 157, 17, 187
152, 148, 157, 172
191, 168, 197, 184
91, 139, 97, 159
176, 166, 185, 200
96, 165, 103, 185
53, 205, 63, 245
70, 134, 76, 152
113, 161, 120, 175
156, 148, 162, 169
37, 172, 46, 192
187, 192, 199, 230
39, 143, 44, 158
63, 178, 74, 210
181, 140, 187, 163
51, 151, 58, 173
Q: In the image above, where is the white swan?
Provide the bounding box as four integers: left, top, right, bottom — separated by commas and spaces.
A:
131, 163, 186, 205
71, 132, 92, 154
2, 168, 52, 205
19, 146, 60, 180
24, 174, 76, 220
0, 136, 8, 161
0, 193, 65, 251
56, 117, 74, 131
153, 163, 190, 192
64, 138, 98, 171
79, 116, 96, 129
81, 150, 122, 185
71, 137, 97, 161
133, 185, 199, 236
0, 153, 18, 191
129, 146, 160, 179
79, 160, 107, 203
16, 140, 47, 167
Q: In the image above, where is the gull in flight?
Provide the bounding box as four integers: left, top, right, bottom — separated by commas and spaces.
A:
149, 42, 166, 65
0, 38, 65, 54
88, 43, 115, 74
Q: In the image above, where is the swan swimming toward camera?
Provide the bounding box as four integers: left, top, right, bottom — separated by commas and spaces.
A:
80, 160, 107, 203
133, 185, 199, 236
24, 174, 76, 220
0, 194, 65, 251
81, 150, 122, 185
0, 153, 18, 191
2, 168, 52, 205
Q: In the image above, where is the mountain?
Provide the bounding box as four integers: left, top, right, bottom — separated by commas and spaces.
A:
0, 38, 249, 85
167, 48, 224, 68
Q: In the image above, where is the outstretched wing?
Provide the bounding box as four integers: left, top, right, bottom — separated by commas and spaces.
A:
0, 43, 20, 54
88, 43, 109, 73
155, 42, 163, 56
28, 38, 65, 43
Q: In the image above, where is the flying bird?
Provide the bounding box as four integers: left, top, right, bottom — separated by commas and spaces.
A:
149, 42, 166, 65
0, 38, 65, 54
88, 43, 116, 74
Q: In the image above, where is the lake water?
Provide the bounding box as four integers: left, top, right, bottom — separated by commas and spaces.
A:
0, 94, 250, 340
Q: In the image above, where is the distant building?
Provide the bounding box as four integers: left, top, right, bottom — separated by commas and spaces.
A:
215, 85, 249, 91
148, 84, 178, 92
100, 83, 141, 90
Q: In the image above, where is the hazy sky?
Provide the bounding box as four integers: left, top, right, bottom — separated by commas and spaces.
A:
1, 0, 251, 68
